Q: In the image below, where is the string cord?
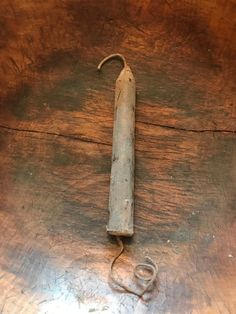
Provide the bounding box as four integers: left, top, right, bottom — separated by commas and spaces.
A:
109, 236, 158, 298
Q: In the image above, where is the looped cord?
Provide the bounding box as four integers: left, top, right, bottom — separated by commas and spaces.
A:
109, 236, 158, 298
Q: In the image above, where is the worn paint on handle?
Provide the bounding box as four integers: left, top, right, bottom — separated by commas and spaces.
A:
98, 54, 135, 237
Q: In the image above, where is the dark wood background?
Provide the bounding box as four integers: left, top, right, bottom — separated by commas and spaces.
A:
0, 1, 236, 313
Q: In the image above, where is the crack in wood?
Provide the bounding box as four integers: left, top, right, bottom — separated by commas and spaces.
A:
0, 124, 111, 146
0, 120, 235, 151
137, 121, 236, 134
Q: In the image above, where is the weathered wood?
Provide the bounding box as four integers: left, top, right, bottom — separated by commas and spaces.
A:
0, 0, 236, 313
98, 54, 135, 237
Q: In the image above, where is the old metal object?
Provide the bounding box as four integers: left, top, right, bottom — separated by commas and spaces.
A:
98, 54, 158, 298
98, 53, 135, 237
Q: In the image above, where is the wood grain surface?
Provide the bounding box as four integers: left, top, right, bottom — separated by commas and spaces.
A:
0, 1, 236, 313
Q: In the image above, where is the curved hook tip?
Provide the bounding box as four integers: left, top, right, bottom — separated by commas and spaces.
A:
97, 53, 127, 71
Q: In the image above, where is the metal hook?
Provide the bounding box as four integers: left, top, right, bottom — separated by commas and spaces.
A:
97, 53, 127, 71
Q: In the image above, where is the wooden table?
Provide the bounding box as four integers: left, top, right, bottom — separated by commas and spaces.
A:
0, 1, 236, 313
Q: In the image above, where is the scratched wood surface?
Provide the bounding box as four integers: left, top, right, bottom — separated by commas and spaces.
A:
0, 1, 236, 313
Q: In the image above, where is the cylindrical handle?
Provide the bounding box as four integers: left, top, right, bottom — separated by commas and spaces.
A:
98, 55, 136, 237
108, 66, 135, 236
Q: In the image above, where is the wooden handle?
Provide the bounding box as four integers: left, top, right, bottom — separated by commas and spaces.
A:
98, 54, 136, 237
